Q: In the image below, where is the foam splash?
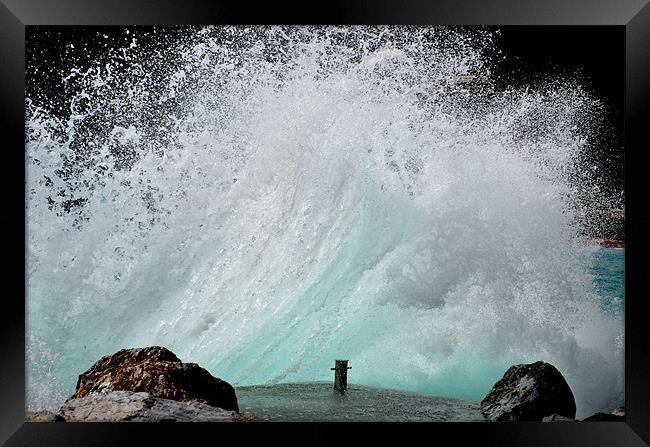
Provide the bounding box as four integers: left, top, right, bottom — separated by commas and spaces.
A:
26, 26, 623, 417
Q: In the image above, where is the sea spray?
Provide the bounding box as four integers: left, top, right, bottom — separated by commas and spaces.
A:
26, 26, 623, 418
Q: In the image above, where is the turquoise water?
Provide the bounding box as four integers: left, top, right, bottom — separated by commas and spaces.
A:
235, 248, 625, 422
589, 248, 624, 314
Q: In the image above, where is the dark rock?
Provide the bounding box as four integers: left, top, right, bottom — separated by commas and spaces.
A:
480, 361, 576, 421
60, 391, 236, 422
68, 346, 238, 411
582, 412, 624, 422
542, 414, 575, 422
25, 411, 65, 422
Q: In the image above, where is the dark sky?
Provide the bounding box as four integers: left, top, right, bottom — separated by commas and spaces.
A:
26, 26, 624, 189
496, 26, 623, 115
26, 26, 624, 114
495, 26, 624, 192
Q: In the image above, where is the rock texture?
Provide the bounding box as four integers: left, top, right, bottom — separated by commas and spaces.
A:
68, 346, 238, 411
25, 411, 65, 422
612, 406, 625, 417
542, 414, 575, 422
582, 412, 624, 422
480, 361, 576, 421
60, 391, 236, 422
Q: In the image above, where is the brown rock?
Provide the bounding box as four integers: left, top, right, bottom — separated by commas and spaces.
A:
67, 346, 238, 411
232, 412, 265, 422
25, 411, 65, 422
599, 239, 625, 248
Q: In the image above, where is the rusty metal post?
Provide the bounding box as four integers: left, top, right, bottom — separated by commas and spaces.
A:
331, 360, 351, 393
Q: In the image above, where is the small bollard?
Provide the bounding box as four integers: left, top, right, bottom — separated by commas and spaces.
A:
331, 360, 351, 394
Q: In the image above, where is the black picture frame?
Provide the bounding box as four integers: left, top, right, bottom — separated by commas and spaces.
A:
3, 0, 648, 445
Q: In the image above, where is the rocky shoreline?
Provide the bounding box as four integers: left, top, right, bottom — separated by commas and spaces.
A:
479, 361, 624, 422
26, 346, 623, 423
577, 237, 625, 249
27, 346, 260, 422
30, 391, 238, 422
598, 239, 625, 249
